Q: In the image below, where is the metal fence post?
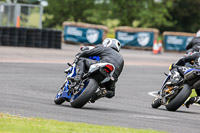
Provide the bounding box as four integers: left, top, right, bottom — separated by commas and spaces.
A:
0, 4, 3, 26
0, 2, 43, 28
39, 5, 43, 29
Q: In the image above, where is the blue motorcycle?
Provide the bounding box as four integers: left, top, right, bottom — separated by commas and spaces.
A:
54, 54, 115, 108
151, 64, 200, 111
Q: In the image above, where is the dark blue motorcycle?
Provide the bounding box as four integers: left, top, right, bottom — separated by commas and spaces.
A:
151, 65, 200, 111
54, 54, 115, 108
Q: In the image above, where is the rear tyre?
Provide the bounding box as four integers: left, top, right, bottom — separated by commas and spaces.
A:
166, 84, 191, 111
151, 97, 161, 108
54, 88, 65, 105
70, 79, 98, 108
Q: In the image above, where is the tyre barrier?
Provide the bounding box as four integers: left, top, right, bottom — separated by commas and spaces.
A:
0, 27, 62, 49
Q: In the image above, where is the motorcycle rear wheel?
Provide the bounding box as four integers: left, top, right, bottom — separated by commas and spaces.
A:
166, 84, 191, 111
70, 79, 98, 108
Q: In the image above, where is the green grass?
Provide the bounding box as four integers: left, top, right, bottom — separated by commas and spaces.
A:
107, 33, 115, 38
0, 113, 166, 133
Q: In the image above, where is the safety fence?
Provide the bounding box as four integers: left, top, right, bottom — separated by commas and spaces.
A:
62, 22, 197, 52
0, 27, 62, 49
163, 32, 196, 51
62, 22, 159, 50
63, 22, 108, 45
0, 2, 43, 28
115, 26, 159, 50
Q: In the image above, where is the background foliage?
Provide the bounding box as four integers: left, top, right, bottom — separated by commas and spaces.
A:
43, 0, 200, 33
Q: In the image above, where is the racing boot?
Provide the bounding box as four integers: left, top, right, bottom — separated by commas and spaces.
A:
185, 96, 200, 108
90, 89, 110, 103
90, 91, 103, 103
90, 89, 115, 103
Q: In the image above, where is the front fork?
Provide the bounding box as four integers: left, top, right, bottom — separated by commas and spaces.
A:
157, 75, 176, 105
158, 75, 171, 97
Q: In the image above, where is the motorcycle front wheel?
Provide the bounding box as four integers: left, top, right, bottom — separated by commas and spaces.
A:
151, 97, 161, 109
166, 84, 191, 111
70, 79, 98, 108
54, 87, 65, 105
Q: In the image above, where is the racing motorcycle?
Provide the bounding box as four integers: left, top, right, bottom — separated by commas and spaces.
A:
151, 64, 200, 111
54, 52, 115, 108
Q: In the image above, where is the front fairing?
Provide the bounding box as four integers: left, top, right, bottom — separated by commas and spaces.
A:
61, 64, 76, 100
161, 72, 171, 89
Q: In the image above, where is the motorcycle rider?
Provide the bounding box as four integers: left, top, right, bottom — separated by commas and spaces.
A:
185, 30, 200, 54
171, 52, 200, 108
73, 38, 124, 102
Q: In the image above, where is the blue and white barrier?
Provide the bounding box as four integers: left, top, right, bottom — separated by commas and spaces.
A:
63, 22, 108, 45
115, 27, 159, 49
163, 32, 195, 51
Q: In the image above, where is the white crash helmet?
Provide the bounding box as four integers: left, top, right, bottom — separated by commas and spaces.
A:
102, 38, 121, 52
196, 30, 200, 37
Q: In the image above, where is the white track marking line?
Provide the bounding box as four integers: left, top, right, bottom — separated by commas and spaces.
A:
148, 91, 158, 97
130, 114, 172, 120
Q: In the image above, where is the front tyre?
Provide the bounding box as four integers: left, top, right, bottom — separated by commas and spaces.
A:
70, 79, 98, 108
54, 88, 65, 105
166, 84, 191, 111
151, 97, 161, 109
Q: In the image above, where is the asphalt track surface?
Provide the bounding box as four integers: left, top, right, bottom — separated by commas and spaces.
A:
1, 44, 200, 133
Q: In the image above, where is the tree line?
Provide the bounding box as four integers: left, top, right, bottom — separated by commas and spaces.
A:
43, 0, 200, 33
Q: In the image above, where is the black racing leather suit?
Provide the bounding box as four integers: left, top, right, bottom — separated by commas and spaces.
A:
175, 52, 200, 67
186, 37, 200, 52
176, 50, 200, 107
76, 45, 124, 98
175, 52, 200, 96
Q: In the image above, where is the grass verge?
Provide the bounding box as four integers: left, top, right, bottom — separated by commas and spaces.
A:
0, 113, 166, 133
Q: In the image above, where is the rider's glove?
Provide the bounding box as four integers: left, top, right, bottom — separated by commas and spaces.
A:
175, 58, 186, 66
75, 52, 81, 58
80, 46, 89, 51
